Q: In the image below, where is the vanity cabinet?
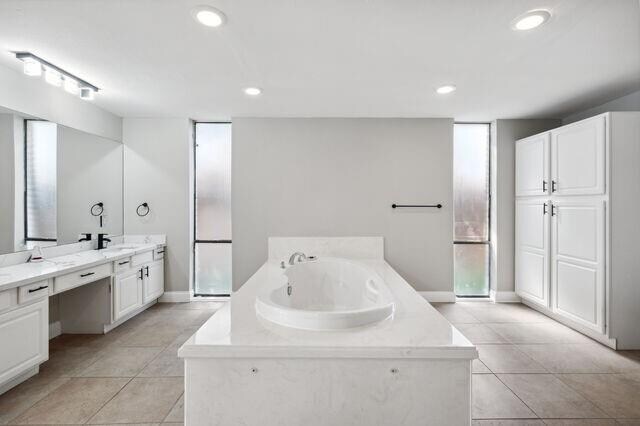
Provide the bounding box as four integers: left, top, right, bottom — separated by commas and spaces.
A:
143, 260, 164, 304
113, 258, 164, 321
515, 112, 640, 349
0, 299, 48, 386
113, 267, 143, 321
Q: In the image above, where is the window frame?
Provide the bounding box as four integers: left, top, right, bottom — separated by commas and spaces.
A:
453, 122, 491, 298
23, 119, 57, 243
192, 121, 232, 298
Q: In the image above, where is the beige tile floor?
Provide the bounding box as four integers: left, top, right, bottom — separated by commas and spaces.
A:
435, 302, 640, 425
2, 300, 639, 425
0, 301, 224, 426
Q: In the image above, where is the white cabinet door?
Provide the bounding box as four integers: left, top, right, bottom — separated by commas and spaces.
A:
143, 260, 164, 304
516, 133, 549, 197
551, 200, 605, 333
0, 299, 48, 385
515, 199, 550, 307
113, 267, 143, 321
551, 115, 606, 196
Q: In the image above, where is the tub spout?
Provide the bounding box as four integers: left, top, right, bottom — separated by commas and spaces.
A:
288, 252, 307, 265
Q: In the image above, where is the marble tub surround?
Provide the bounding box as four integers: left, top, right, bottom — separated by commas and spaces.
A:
268, 236, 384, 261
180, 237, 476, 425
180, 258, 474, 359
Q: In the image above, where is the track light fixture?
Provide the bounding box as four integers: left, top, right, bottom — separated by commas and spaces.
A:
14, 51, 99, 100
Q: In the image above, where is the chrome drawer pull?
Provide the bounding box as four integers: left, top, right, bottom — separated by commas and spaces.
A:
80, 272, 95, 278
28, 285, 48, 293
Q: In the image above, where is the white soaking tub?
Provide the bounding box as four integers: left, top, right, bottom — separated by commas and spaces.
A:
179, 237, 477, 426
255, 257, 395, 330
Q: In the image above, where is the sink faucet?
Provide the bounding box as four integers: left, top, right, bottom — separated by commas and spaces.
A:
288, 252, 307, 265
97, 233, 111, 250
78, 233, 92, 242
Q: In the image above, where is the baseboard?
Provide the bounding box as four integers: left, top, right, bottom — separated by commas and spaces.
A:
419, 291, 456, 303
490, 290, 521, 303
49, 320, 61, 339
159, 291, 191, 303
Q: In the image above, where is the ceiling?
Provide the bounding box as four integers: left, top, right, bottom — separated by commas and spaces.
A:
0, 0, 638, 121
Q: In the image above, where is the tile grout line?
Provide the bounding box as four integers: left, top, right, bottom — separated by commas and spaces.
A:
3, 376, 71, 425
83, 376, 135, 425
478, 372, 541, 420
161, 390, 185, 423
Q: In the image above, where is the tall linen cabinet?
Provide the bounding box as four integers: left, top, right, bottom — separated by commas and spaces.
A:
515, 112, 640, 349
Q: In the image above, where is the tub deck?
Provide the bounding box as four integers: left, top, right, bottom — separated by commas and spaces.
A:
179, 237, 477, 425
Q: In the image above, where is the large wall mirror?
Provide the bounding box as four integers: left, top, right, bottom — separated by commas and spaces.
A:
0, 106, 123, 255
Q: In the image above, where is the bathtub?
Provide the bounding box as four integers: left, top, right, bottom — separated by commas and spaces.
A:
255, 257, 395, 330
179, 237, 477, 426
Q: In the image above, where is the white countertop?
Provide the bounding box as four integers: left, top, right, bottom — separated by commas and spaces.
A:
0, 243, 164, 291
179, 259, 477, 360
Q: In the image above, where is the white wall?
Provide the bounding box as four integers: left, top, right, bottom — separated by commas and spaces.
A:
490, 119, 560, 299
232, 118, 453, 293
123, 118, 192, 293
0, 63, 122, 141
563, 89, 640, 124
57, 126, 123, 244
0, 114, 15, 254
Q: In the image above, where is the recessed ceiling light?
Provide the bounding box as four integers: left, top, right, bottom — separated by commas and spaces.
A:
512, 10, 551, 31
192, 6, 226, 27
244, 87, 262, 96
436, 85, 456, 94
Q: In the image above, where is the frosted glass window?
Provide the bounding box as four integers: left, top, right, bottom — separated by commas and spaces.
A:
195, 244, 232, 296
453, 124, 489, 242
454, 244, 489, 297
195, 122, 232, 240
25, 120, 57, 241
194, 122, 232, 296
453, 123, 490, 297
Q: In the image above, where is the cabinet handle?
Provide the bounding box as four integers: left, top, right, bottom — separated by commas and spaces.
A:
551, 180, 557, 192
118, 261, 130, 265
156, 250, 165, 254
542, 180, 547, 192
145, 266, 149, 277
138, 268, 144, 280
28, 285, 48, 293
543, 203, 548, 215
80, 272, 95, 278
551, 204, 556, 216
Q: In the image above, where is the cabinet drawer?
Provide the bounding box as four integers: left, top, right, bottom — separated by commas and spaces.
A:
18, 280, 51, 304
114, 257, 133, 273
153, 247, 165, 261
131, 250, 153, 266
54, 263, 112, 294
0, 288, 18, 313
